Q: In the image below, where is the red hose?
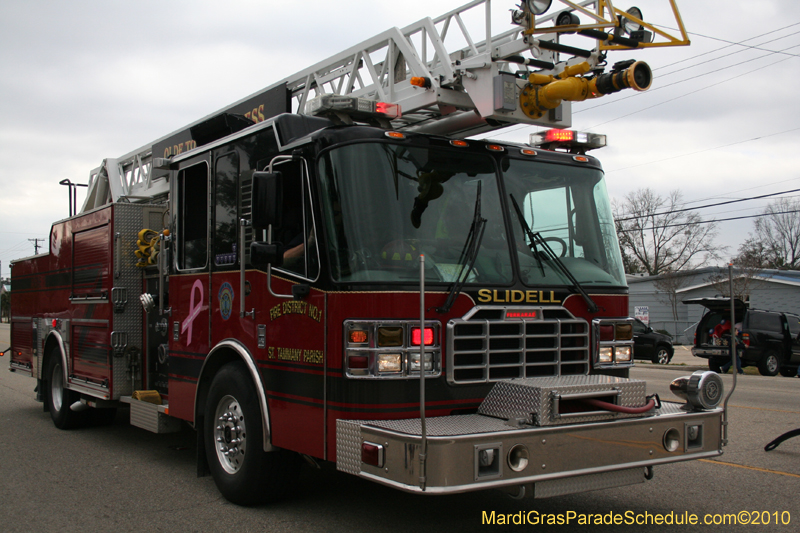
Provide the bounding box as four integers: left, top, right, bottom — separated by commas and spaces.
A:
583, 397, 656, 414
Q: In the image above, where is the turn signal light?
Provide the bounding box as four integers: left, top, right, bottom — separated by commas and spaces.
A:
349, 330, 368, 344
410, 76, 432, 88
615, 323, 633, 341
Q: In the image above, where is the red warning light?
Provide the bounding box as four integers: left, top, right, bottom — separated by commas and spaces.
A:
544, 129, 574, 143
411, 327, 434, 346
376, 102, 401, 118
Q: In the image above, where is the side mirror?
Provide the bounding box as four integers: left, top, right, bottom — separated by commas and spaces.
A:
252, 171, 283, 228
251, 241, 284, 268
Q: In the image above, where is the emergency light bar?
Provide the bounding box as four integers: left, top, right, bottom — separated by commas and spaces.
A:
306, 94, 401, 121
529, 129, 606, 153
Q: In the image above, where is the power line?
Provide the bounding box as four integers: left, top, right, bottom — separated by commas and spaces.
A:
585, 51, 799, 130
579, 40, 800, 117
617, 209, 800, 233
685, 29, 800, 58
605, 125, 800, 174
682, 177, 800, 208
652, 22, 800, 72
487, 24, 800, 141
615, 188, 800, 222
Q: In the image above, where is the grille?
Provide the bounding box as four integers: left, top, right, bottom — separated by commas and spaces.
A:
446, 307, 589, 384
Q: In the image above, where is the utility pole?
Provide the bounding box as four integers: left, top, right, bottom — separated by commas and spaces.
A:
28, 238, 44, 254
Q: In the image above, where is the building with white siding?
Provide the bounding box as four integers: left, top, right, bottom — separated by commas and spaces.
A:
626, 268, 800, 344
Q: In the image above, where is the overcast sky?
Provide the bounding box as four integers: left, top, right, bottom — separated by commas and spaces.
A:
2, 0, 799, 279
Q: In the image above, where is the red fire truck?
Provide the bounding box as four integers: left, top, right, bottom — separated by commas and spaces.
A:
6, 1, 726, 505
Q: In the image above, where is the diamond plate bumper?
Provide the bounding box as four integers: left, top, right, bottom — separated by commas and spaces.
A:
336, 400, 722, 496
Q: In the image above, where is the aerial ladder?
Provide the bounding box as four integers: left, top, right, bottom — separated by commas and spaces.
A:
80, 0, 688, 213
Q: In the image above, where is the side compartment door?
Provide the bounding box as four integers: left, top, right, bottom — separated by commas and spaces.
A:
168, 155, 211, 421
70, 220, 113, 389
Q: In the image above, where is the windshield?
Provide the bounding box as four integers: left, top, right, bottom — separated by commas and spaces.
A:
504, 158, 626, 287
318, 142, 512, 284
317, 142, 626, 288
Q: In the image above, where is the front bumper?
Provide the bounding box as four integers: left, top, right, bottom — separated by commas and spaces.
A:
337, 402, 722, 497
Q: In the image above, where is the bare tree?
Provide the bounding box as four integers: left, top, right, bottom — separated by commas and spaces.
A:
707, 264, 760, 303
613, 188, 723, 275
736, 197, 800, 269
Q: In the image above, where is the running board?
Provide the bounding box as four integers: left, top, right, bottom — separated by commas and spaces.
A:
120, 396, 182, 433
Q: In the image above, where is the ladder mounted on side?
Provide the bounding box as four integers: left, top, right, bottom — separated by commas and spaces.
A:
81, 0, 688, 213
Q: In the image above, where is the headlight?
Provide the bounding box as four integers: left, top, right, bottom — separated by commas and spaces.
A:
377, 353, 402, 373
599, 347, 613, 363
615, 346, 632, 361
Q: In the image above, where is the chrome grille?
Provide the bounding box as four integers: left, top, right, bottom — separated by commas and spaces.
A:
446, 307, 590, 384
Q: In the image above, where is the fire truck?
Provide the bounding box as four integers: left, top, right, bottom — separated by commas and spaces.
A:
5, 1, 727, 505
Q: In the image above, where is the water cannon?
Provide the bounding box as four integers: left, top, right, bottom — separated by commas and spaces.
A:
519, 59, 651, 120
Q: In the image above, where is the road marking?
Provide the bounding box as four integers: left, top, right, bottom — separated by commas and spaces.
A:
699, 459, 800, 479
728, 404, 800, 415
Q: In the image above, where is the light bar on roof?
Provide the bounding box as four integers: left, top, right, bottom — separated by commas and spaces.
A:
306, 94, 401, 121
529, 129, 607, 151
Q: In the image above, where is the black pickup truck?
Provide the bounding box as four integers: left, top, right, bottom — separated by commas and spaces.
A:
684, 297, 800, 376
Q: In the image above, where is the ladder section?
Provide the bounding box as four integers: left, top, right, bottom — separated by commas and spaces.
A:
80, 1, 689, 212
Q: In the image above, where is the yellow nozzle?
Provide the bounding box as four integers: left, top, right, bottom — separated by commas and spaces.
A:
520, 60, 652, 119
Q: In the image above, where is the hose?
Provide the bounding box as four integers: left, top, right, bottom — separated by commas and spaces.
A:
582, 396, 657, 414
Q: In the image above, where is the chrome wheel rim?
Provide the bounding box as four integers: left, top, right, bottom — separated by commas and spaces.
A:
656, 349, 670, 365
767, 355, 778, 374
51, 362, 64, 411
213, 395, 247, 474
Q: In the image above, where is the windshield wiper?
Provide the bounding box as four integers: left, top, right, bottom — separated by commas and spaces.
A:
436, 182, 486, 314
509, 194, 599, 313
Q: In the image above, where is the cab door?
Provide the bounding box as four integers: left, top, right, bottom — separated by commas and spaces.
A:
168, 155, 211, 421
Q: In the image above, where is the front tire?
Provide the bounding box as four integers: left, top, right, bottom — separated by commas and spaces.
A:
45, 353, 84, 429
204, 362, 299, 505
652, 346, 673, 365
758, 351, 781, 376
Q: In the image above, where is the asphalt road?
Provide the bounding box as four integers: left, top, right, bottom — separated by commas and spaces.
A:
1, 324, 798, 532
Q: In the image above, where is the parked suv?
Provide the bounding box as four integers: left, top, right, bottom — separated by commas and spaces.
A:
684, 297, 800, 376
632, 318, 674, 364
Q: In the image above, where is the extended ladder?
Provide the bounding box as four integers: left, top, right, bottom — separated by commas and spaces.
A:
81, 0, 688, 212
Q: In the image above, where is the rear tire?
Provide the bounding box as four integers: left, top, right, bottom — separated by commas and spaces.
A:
708, 359, 723, 373
45, 353, 84, 429
778, 367, 796, 378
757, 351, 781, 377
204, 361, 299, 505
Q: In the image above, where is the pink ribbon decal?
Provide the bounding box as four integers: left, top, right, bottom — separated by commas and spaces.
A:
181, 279, 204, 345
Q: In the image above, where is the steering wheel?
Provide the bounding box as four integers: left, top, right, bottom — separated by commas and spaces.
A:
541, 237, 567, 258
